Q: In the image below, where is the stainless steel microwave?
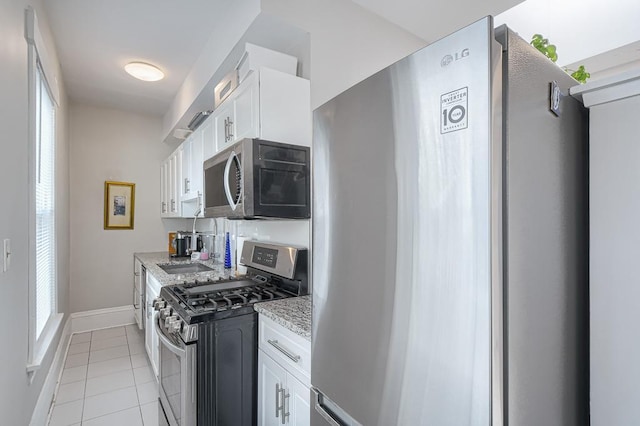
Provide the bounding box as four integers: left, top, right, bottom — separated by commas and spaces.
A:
203, 138, 310, 219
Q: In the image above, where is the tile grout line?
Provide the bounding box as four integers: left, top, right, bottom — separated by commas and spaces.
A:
128, 330, 146, 426
79, 331, 94, 424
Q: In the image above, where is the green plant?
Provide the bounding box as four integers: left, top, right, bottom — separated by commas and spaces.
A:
530, 34, 590, 84
568, 65, 591, 84
531, 34, 558, 62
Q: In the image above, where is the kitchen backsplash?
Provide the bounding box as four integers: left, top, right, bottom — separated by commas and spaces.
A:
163, 217, 310, 267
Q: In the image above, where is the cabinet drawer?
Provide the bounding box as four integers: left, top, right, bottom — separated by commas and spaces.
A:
259, 315, 310, 385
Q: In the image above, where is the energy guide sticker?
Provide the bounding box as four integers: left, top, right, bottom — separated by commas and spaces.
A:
440, 87, 468, 134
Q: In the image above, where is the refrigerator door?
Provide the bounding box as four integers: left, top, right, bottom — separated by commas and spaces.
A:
496, 27, 589, 426
312, 17, 501, 426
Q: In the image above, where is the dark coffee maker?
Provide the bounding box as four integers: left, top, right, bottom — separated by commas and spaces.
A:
174, 238, 189, 257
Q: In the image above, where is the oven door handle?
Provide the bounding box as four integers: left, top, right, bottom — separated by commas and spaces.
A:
155, 314, 186, 357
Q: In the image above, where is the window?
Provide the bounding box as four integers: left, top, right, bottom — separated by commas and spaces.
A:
25, 6, 62, 376
34, 62, 56, 340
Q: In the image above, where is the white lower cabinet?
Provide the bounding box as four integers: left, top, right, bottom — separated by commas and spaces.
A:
258, 315, 311, 426
285, 369, 311, 426
145, 273, 161, 380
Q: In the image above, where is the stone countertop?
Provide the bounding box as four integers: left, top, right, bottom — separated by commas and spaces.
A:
254, 295, 311, 341
134, 251, 237, 286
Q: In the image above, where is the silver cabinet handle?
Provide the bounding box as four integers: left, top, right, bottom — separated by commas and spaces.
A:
282, 388, 290, 425
268, 339, 301, 363
227, 117, 234, 141
275, 383, 282, 418
161, 201, 166, 213
133, 287, 140, 309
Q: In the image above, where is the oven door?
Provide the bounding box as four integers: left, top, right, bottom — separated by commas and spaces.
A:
155, 314, 197, 426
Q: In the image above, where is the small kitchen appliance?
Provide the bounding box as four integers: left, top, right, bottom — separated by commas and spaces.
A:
153, 240, 308, 426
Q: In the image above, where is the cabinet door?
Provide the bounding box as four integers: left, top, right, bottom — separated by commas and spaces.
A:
168, 154, 176, 215
181, 136, 192, 199
259, 349, 288, 426
214, 101, 235, 153
145, 276, 160, 379
160, 162, 167, 216
234, 74, 259, 141
201, 115, 215, 163
144, 282, 155, 366
259, 68, 311, 146
169, 149, 182, 216
190, 126, 204, 202
286, 374, 310, 426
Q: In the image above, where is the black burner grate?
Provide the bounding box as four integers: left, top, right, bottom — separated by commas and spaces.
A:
171, 280, 293, 314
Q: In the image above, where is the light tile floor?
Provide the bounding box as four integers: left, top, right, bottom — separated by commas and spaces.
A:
48, 324, 160, 426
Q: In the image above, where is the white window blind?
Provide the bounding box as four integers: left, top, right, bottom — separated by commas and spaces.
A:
35, 62, 56, 340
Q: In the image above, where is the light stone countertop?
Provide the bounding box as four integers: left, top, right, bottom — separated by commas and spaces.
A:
134, 251, 237, 286
254, 295, 311, 341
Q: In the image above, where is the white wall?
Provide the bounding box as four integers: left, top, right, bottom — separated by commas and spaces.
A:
262, 0, 427, 109
69, 103, 173, 312
162, 0, 261, 141
495, 0, 640, 67
0, 1, 70, 424
589, 90, 640, 426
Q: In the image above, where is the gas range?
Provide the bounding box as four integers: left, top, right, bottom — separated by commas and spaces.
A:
152, 240, 308, 426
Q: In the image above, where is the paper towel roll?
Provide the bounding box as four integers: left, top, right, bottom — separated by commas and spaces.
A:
236, 236, 248, 275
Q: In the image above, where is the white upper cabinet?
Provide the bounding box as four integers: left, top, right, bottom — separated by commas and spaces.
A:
161, 66, 310, 219
161, 146, 182, 218
214, 100, 236, 153
214, 68, 311, 153
202, 114, 215, 163
180, 116, 211, 217
234, 74, 259, 142
181, 122, 205, 201
160, 160, 168, 215
181, 133, 192, 199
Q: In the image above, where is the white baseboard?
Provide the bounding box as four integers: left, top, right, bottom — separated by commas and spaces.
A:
71, 305, 135, 333
30, 316, 72, 426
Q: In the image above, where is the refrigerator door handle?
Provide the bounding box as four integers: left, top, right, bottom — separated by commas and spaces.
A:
312, 388, 342, 426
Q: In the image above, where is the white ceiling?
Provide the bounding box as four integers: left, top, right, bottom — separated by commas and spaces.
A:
351, 0, 523, 43
43, 0, 226, 116
43, 0, 525, 118
43, 0, 640, 118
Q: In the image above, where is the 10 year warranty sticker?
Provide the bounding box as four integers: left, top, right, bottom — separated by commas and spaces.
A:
441, 87, 468, 134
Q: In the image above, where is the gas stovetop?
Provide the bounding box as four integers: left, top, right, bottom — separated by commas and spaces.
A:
172, 279, 296, 314
154, 241, 308, 343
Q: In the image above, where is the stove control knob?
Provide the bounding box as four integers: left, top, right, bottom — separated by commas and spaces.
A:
165, 315, 178, 328
160, 307, 172, 319
153, 298, 166, 310
170, 319, 182, 333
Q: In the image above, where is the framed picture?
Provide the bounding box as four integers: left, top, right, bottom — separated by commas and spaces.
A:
104, 181, 135, 230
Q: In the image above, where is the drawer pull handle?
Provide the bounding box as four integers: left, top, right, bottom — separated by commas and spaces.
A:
268, 339, 301, 363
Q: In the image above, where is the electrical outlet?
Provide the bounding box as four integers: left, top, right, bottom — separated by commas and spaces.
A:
3, 239, 10, 272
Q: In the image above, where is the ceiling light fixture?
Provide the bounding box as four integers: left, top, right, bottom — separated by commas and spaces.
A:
124, 62, 164, 82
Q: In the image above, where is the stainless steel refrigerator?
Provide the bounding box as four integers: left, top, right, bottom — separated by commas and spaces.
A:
311, 17, 588, 426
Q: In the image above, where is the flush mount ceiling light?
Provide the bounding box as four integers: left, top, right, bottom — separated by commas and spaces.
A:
124, 62, 164, 81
